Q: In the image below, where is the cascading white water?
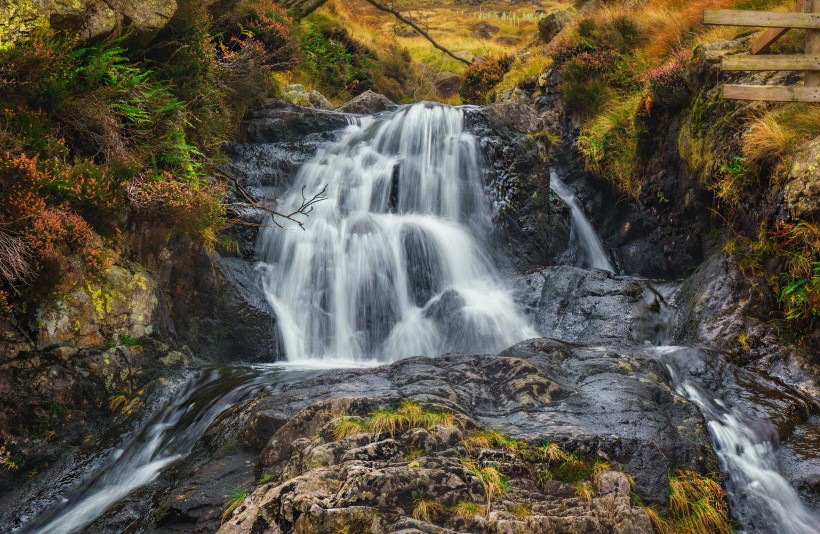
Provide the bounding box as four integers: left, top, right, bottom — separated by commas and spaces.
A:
549, 170, 614, 273
257, 103, 536, 361
661, 348, 820, 534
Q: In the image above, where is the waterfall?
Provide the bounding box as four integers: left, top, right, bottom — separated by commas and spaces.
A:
256, 103, 536, 362
550, 170, 614, 273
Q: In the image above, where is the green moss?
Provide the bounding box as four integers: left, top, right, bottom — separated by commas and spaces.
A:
0, 0, 46, 51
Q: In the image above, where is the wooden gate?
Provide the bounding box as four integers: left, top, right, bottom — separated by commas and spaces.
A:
703, 0, 820, 102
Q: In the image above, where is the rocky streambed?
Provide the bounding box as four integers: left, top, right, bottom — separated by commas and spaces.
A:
1, 95, 818, 534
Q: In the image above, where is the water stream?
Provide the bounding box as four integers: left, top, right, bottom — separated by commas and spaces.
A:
17, 103, 818, 533
549, 169, 614, 273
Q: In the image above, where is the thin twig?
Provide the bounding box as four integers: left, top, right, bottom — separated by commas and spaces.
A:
226, 177, 327, 231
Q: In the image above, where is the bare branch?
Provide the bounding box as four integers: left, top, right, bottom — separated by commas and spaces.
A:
363, 0, 472, 65
226, 177, 328, 231
0, 229, 33, 289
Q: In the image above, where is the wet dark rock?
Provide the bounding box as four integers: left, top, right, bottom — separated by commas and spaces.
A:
517, 266, 673, 346
239, 100, 349, 144
135, 231, 282, 364
674, 252, 820, 399
465, 103, 570, 269
336, 90, 398, 115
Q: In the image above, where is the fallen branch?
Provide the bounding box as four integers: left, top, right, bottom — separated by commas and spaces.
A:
227, 178, 328, 231
363, 0, 473, 65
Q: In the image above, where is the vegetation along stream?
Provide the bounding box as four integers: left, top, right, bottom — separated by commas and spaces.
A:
0, 2, 817, 534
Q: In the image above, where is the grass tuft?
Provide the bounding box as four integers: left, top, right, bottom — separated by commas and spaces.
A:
221, 486, 248, 522
646, 470, 733, 534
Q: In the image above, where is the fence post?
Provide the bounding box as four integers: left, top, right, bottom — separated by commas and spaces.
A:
808, 0, 820, 86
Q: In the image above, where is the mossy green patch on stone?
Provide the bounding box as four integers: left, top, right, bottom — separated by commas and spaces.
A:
0, 0, 47, 51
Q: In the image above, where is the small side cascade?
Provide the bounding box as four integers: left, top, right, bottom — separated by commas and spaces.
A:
549, 170, 614, 273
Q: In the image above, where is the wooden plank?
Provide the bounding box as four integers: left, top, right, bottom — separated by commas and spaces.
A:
721, 54, 820, 70
807, 0, 820, 86
723, 84, 820, 101
750, 0, 808, 54
704, 8, 820, 29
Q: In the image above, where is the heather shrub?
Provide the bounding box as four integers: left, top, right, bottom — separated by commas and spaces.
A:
644, 49, 690, 108
459, 56, 513, 105
548, 36, 596, 66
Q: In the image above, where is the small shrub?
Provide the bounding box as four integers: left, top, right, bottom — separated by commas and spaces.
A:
552, 454, 597, 484
451, 500, 485, 519
644, 49, 690, 108
459, 55, 513, 105
576, 481, 595, 503
412, 496, 444, 523
548, 35, 596, 66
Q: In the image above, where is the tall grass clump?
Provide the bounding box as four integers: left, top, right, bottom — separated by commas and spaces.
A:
577, 94, 645, 198
646, 470, 732, 534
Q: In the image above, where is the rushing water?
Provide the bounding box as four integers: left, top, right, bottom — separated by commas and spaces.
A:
20, 366, 330, 534
549, 169, 614, 273
660, 348, 820, 534
256, 103, 535, 362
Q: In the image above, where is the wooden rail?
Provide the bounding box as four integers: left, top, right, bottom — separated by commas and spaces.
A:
703, 1, 820, 102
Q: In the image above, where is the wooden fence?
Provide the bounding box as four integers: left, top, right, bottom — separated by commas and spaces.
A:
703, 0, 820, 102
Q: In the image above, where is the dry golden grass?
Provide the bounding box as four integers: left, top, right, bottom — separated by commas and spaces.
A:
412, 497, 445, 523
451, 500, 485, 519
646, 470, 733, 534
743, 104, 820, 166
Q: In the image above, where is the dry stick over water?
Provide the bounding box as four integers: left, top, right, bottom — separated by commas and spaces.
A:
226, 178, 328, 230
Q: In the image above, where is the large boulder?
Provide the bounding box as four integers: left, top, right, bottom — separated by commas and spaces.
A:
538, 10, 573, 42
239, 100, 349, 144
219, 338, 717, 506
336, 90, 397, 115
782, 136, 820, 221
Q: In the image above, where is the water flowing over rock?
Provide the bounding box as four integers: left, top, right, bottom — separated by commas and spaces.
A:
256, 103, 536, 362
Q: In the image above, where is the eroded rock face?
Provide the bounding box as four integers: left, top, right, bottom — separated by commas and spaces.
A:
465, 103, 570, 269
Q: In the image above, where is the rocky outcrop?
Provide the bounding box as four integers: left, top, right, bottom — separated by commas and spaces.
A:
221, 403, 653, 533
466, 103, 570, 269
0, 0, 178, 48
518, 266, 675, 347
34, 262, 158, 350
199, 338, 716, 533
336, 90, 398, 115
